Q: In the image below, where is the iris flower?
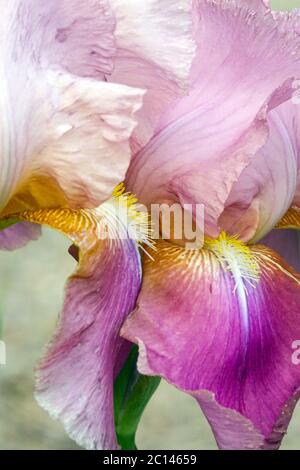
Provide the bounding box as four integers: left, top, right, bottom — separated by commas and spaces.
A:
2, 0, 300, 452
122, 0, 300, 450
0, 0, 194, 450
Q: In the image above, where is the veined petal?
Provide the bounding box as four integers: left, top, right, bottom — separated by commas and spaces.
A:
108, 0, 195, 149
276, 206, 300, 229
126, 0, 300, 237
273, 10, 300, 207
122, 238, 300, 450
0, 222, 41, 250
8, 0, 116, 78
220, 12, 300, 243
111, 0, 194, 86
36, 238, 141, 450
0, 1, 146, 215
0, 68, 144, 214
20, 194, 145, 450
220, 101, 299, 243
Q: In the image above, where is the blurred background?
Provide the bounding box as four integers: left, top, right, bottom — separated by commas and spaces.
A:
1, 0, 300, 451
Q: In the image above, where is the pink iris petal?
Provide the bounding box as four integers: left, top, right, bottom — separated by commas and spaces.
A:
0, 222, 41, 250
1, 0, 196, 217
5, 0, 117, 209
35, 236, 141, 450
108, 0, 196, 149
13, 0, 116, 79
245, 0, 269, 9
220, 101, 299, 243
111, 0, 194, 85
0, 0, 145, 214
126, 0, 300, 238
0, 67, 144, 213
122, 241, 300, 450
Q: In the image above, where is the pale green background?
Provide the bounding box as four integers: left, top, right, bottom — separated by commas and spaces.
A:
0, 0, 299, 451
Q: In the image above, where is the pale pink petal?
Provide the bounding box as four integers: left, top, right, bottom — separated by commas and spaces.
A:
108, 0, 195, 149
219, 199, 261, 243
244, 0, 270, 8
126, 0, 300, 237
11, 0, 116, 78
219, 11, 300, 243
220, 101, 299, 242
0, 1, 145, 215
1, 68, 144, 214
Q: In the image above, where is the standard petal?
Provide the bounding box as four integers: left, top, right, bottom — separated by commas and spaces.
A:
1, 69, 144, 214
108, 0, 195, 149
122, 239, 300, 449
126, 0, 300, 237
10, 0, 116, 78
33, 216, 142, 450
220, 11, 300, 243
0, 222, 41, 250
0, 1, 145, 215
220, 101, 299, 243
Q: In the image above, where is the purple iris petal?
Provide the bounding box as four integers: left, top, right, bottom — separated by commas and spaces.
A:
0, 222, 41, 250
35, 236, 141, 450
122, 240, 300, 449
261, 229, 300, 273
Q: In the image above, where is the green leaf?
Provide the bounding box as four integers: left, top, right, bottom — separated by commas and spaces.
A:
0, 217, 18, 231
114, 345, 160, 450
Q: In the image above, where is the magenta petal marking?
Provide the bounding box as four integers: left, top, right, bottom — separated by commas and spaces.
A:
122, 241, 300, 449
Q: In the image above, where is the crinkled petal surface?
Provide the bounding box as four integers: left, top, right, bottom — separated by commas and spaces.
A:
127, 0, 300, 237
28, 207, 142, 450
122, 240, 300, 450
0, 222, 41, 250
11, 0, 116, 78
1, 69, 144, 214
0, 0, 144, 214
108, 0, 195, 150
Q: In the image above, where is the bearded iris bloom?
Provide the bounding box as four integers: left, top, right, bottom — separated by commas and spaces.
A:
2, 0, 300, 452
0, 0, 195, 450
121, 0, 300, 450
